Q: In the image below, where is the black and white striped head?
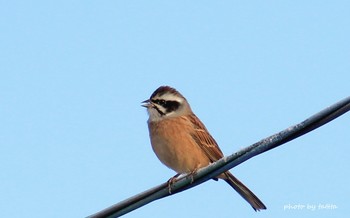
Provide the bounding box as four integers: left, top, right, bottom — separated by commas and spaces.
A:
142, 86, 192, 121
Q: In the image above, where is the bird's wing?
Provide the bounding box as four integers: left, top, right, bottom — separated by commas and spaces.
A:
187, 114, 224, 162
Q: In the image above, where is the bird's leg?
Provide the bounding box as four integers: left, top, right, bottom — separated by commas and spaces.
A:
167, 167, 199, 194
187, 167, 199, 184
167, 173, 181, 194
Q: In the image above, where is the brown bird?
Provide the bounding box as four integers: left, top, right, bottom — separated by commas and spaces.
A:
142, 86, 266, 211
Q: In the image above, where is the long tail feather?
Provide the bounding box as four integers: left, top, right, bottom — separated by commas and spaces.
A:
223, 172, 266, 211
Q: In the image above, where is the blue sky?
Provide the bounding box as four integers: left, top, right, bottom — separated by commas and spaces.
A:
1, 1, 349, 218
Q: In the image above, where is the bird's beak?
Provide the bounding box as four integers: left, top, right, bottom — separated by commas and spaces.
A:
141, 99, 151, 108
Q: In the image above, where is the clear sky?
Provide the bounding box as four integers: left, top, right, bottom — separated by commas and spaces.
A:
1, 1, 349, 218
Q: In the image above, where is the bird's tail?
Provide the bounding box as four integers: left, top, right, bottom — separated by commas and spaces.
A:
223, 171, 266, 211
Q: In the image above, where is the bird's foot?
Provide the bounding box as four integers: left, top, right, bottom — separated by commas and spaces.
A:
167, 173, 181, 194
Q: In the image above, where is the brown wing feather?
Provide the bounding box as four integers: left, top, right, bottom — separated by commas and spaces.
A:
187, 114, 224, 162
186, 114, 266, 211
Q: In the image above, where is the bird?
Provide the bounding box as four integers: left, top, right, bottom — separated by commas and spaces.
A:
142, 86, 266, 211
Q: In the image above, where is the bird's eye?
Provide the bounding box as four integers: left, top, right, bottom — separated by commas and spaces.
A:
152, 99, 166, 106
151, 99, 180, 113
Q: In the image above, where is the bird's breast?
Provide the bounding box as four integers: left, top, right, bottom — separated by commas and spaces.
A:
148, 117, 210, 173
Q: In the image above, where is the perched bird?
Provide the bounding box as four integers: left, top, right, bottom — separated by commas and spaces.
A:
142, 86, 266, 211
